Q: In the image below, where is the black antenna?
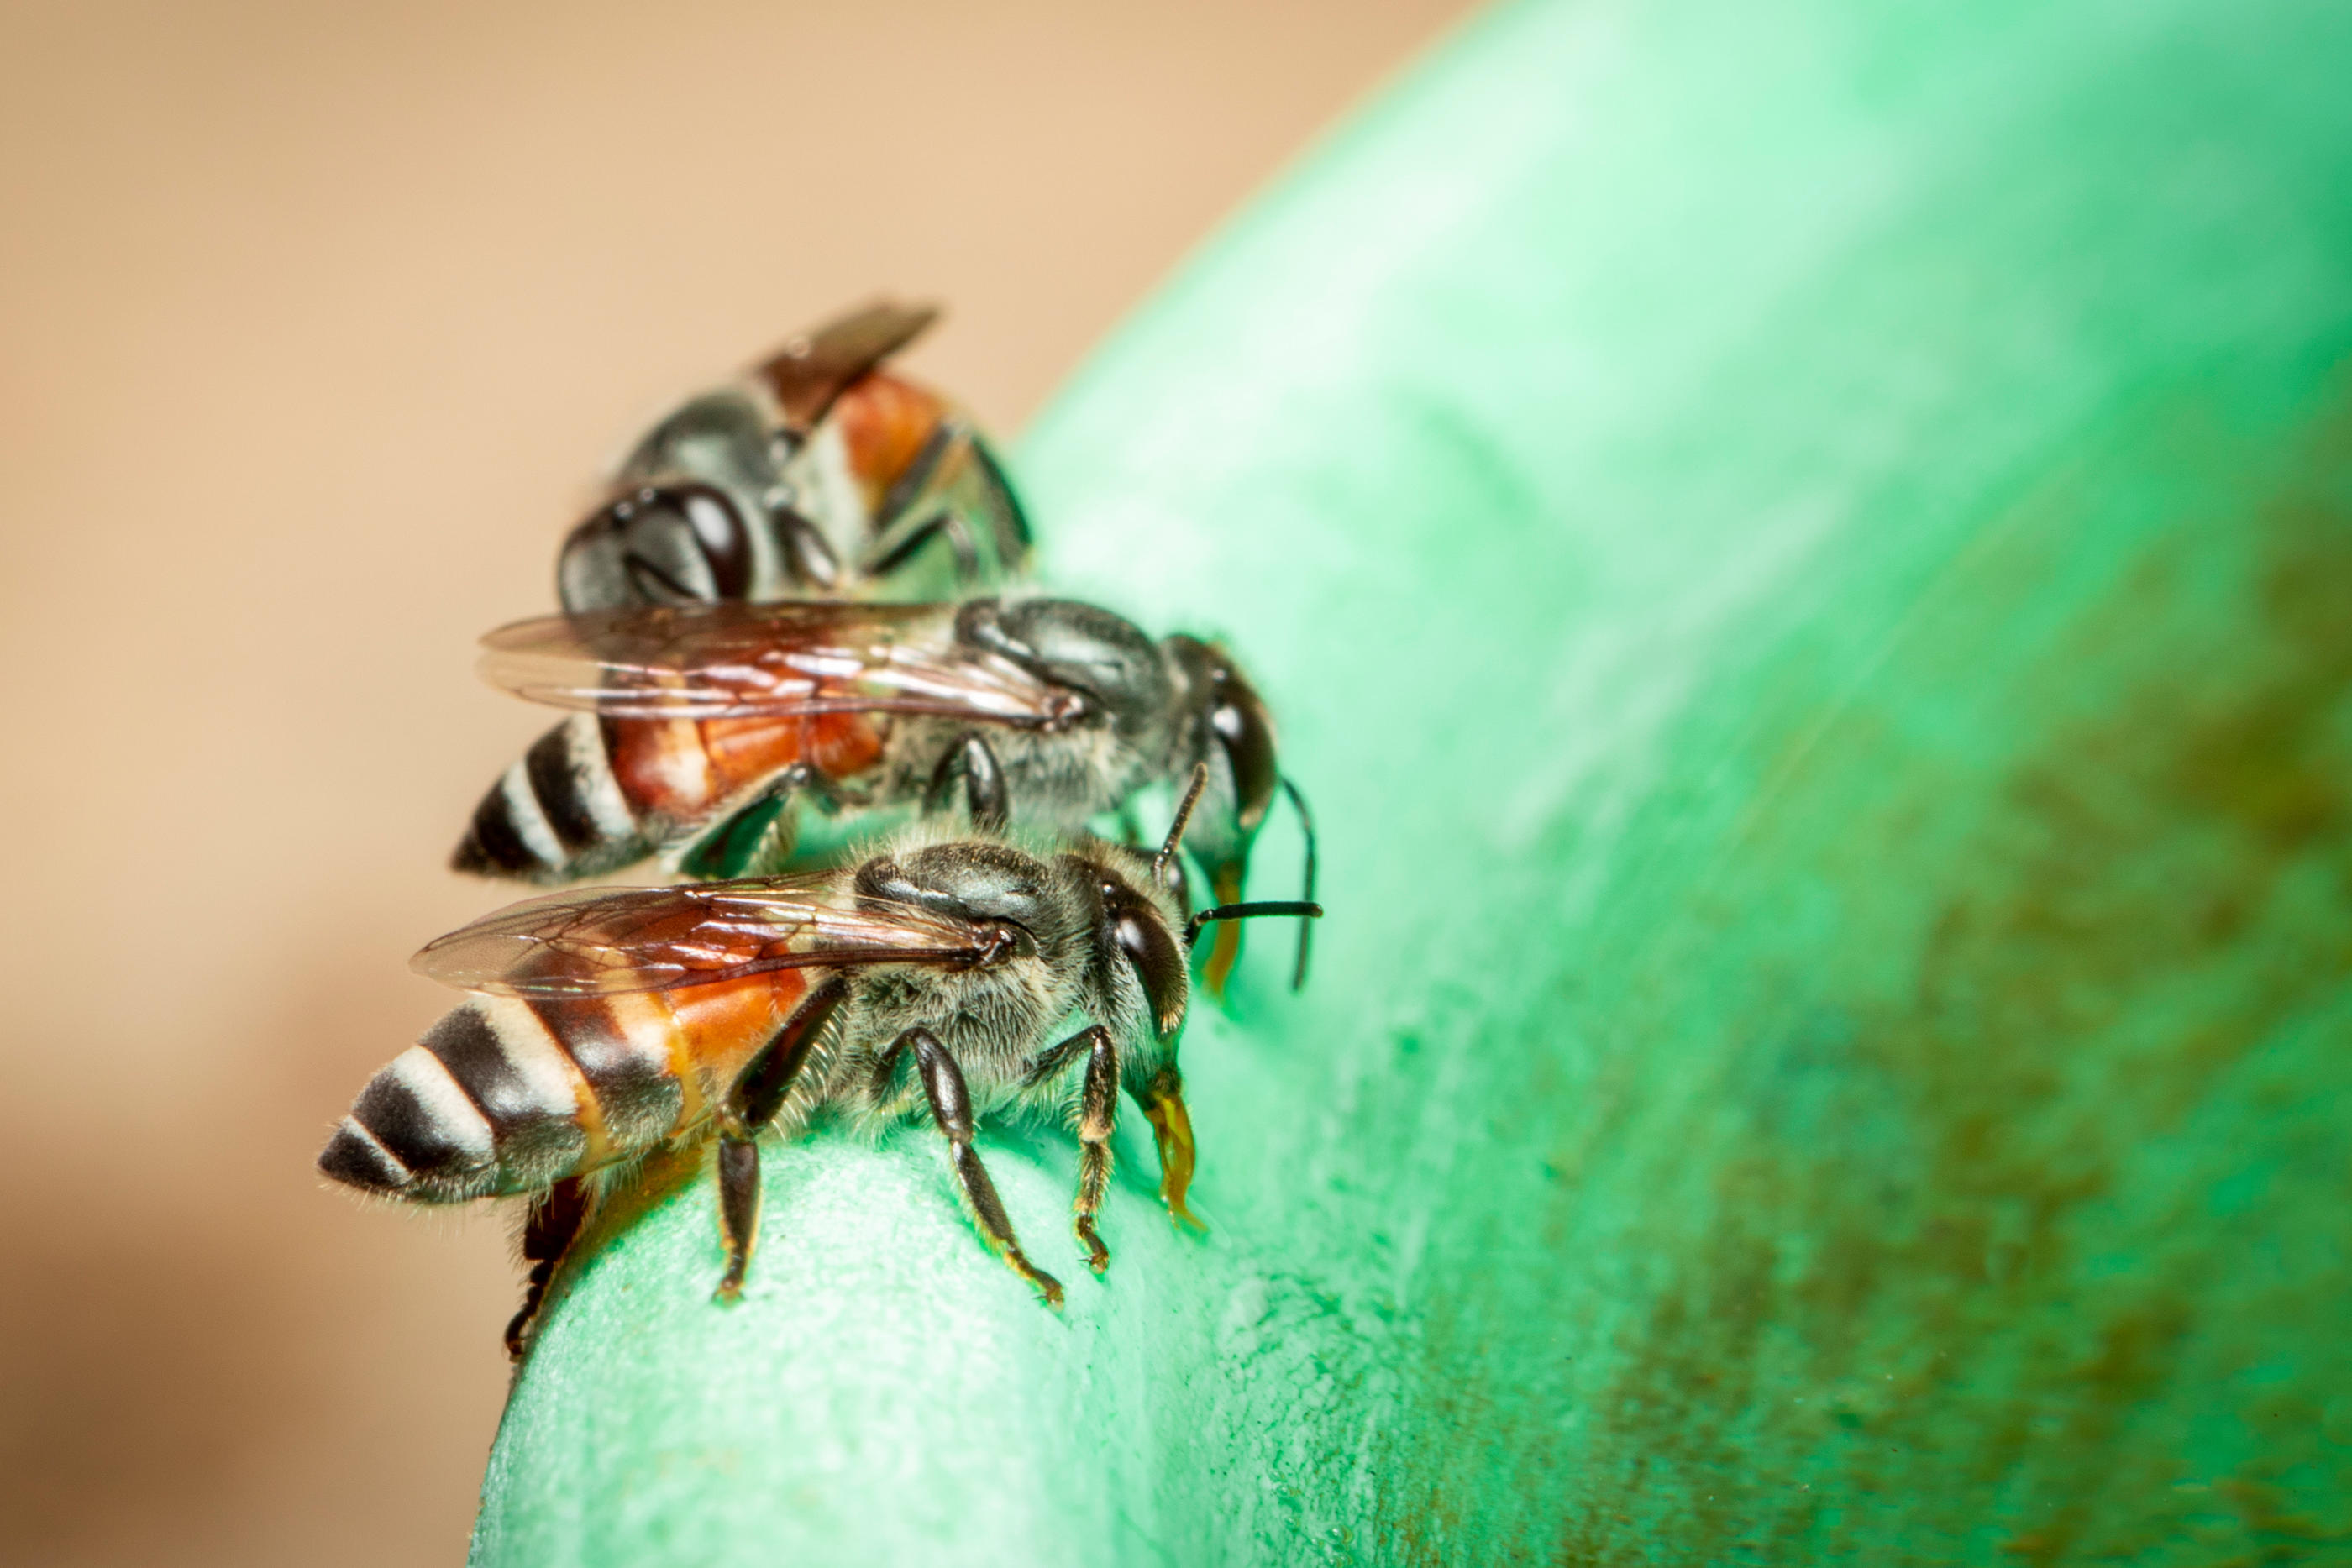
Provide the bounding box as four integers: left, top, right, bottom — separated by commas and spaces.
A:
1279, 776, 1318, 991
1187, 900, 1324, 951
1154, 762, 1210, 888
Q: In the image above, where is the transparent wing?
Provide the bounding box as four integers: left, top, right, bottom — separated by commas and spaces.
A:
478, 600, 1078, 725
753, 299, 939, 433
412, 875, 999, 998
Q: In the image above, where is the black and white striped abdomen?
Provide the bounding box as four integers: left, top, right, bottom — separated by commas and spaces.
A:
451, 715, 648, 884
317, 996, 685, 1204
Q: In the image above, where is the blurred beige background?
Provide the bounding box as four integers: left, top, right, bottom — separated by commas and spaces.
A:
0, 3, 1472, 1561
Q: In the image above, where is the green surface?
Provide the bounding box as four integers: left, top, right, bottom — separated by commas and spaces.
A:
472, 0, 2352, 1560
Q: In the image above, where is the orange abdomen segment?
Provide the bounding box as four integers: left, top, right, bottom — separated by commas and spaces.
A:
602, 712, 890, 826
662, 967, 812, 1121
543, 968, 813, 1176
602, 716, 721, 821
700, 711, 887, 800
832, 371, 949, 514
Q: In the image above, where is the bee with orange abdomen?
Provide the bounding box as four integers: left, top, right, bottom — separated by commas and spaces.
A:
321, 775, 1319, 1354
557, 301, 1029, 611
450, 595, 1316, 992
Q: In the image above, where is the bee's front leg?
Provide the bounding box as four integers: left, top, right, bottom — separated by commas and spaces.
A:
861, 427, 985, 585
711, 978, 846, 1302
923, 734, 1009, 833
882, 1026, 1063, 1308
1021, 1025, 1120, 1272
681, 763, 869, 878
679, 764, 816, 879
866, 505, 986, 586
764, 500, 843, 591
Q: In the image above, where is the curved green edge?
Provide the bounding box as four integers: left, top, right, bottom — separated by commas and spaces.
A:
474, 0, 2352, 1560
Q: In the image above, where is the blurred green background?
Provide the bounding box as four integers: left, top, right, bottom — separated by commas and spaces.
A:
478, 0, 2352, 1561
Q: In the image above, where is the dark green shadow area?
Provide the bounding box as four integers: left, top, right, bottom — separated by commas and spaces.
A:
475, 0, 2352, 1560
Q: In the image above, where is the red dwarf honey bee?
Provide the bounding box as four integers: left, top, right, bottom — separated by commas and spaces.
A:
322, 772, 1319, 1355
557, 300, 1030, 611
450, 595, 1317, 993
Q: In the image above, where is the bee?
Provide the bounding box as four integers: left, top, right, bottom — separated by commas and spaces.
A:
557, 300, 1030, 612
449, 595, 1317, 992
320, 772, 1319, 1354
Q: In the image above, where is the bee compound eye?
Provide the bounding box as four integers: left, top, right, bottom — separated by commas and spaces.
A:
1113, 909, 1188, 1039
1208, 695, 1278, 834
564, 484, 757, 609
662, 484, 755, 600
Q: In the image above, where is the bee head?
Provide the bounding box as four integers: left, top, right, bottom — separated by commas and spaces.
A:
954, 598, 1173, 744
555, 391, 786, 613
1063, 840, 1192, 1046
556, 481, 758, 611
1160, 635, 1278, 886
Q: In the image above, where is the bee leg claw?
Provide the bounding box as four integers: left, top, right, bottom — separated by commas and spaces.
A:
1077, 1216, 1110, 1275
1022, 1261, 1067, 1309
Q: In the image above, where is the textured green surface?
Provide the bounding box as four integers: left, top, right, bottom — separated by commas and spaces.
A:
472, 0, 2352, 1561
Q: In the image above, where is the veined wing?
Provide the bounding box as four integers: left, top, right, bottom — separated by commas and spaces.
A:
478, 601, 1078, 726
753, 299, 938, 433
412, 876, 1000, 998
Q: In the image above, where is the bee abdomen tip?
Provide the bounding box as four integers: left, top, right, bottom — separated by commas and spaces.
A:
318, 1119, 412, 1194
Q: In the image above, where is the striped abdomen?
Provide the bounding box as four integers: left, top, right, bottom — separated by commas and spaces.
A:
451, 708, 889, 884
317, 970, 811, 1204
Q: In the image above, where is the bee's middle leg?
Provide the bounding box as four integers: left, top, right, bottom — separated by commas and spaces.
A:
884, 1026, 1064, 1308
924, 734, 1008, 832
712, 978, 847, 1302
